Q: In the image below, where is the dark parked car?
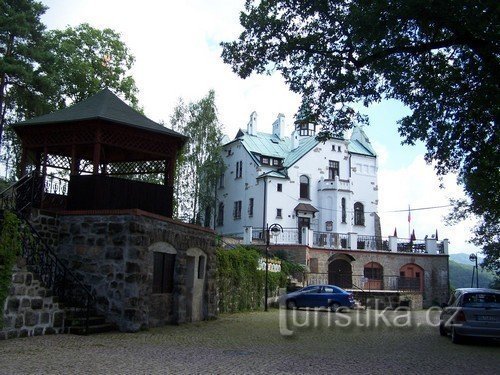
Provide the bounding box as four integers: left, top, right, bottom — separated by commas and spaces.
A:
282, 284, 355, 312
439, 288, 500, 344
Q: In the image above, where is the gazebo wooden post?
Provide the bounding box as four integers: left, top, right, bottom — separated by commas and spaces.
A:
92, 128, 102, 175
70, 144, 78, 175
164, 157, 176, 186
18, 147, 27, 179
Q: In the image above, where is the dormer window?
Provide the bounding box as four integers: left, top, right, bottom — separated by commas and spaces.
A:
261, 157, 269, 165
273, 159, 280, 166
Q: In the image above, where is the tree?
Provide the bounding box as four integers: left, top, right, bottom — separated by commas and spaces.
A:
0, 0, 48, 147
170, 90, 225, 226
1, 16, 139, 178
41, 23, 139, 111
221, 0, 499, 270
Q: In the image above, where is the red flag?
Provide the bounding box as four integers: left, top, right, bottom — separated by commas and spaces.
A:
408, 205, 411, 223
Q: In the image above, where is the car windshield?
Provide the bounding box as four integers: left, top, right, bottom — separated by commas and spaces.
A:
461, 293, 500, 308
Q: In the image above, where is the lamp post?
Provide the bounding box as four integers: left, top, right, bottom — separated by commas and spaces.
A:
469, 253, 479, 288
265, 223, 283, 311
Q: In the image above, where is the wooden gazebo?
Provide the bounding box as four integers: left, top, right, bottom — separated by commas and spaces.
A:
13, 89, 187, 217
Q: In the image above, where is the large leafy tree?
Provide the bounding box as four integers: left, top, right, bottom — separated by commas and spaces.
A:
221, 0, 499, 270
0, 0, 48, 146
170, 90, 225, 226
1, 3, 139, 178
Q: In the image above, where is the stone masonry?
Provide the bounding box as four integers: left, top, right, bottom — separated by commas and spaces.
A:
33, 209, 217, 333
1, 267, 65, 340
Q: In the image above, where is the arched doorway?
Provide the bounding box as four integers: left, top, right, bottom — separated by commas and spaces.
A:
328, 256, 354, 288
399, 263, 424, 291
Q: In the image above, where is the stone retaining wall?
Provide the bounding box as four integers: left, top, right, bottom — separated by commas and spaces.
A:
49, 210, 217, 332
1, 268, 64, 340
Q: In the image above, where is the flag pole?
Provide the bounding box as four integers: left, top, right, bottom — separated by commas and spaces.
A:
408, 205, 411, 239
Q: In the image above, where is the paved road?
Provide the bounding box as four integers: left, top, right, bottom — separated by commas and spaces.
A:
1, 309, 498, 374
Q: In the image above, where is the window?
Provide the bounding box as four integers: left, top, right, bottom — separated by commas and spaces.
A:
299, 175, 309, 199
153, 252, 175, 293
248, 198, 254, 217
272, 159, 280, 166
217, 203, 224, 226
338, 146, 341, 152
329, 160, 339, 179
261, 157, 269, 165
276, 208, 282, 218
364, 262, 383, 280
219, 172, 224, 188
354, 202, 365, 225
198, 256, 205, 279
235, 161, 243, 178
341, 198, 346, 223
277, 183, 282, 192
233, 201, 242, 219
226, 148, 233, 156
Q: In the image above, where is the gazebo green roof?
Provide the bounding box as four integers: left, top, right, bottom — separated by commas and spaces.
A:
14, 88, 187, 141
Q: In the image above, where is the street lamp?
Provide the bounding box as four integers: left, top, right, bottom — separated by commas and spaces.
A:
265, 223, 283, 311
469, 253, 479, 288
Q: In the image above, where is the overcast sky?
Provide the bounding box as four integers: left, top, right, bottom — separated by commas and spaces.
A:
40, 0, 479, 254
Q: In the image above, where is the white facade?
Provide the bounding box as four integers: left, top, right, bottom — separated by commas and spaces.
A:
216, 114, 380, 240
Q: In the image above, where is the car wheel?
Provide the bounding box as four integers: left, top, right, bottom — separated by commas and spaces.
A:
286, 300, 297, 310
451, 327, 464, 344
439, 323, 447, 337
330, 302, 341, 312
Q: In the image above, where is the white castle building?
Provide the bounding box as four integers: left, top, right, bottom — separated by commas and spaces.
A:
216, 112, 380, 247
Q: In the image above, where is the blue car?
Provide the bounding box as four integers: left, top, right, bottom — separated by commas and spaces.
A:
283, 284, 355, 312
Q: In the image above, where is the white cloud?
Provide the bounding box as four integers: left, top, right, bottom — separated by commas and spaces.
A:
377, 155, 478, 254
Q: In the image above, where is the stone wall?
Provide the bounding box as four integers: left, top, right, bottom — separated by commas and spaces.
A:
269, 246, 449, 308
49, 210, 217, 332
1, 268, 64, 340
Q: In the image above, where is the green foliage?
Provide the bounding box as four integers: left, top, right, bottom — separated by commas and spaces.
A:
1, 3, 139, 176
448, 259, 494, 289
221, 0, 500, 272
171, 90, 225, 225
216, 246, 299, 313
0, 211, 22, 324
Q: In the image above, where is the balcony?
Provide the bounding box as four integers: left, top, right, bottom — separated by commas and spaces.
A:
241, 226, 448, 254
317, 177, 351, 192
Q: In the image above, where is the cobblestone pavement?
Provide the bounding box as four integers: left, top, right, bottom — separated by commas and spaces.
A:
1, 309, 499, 374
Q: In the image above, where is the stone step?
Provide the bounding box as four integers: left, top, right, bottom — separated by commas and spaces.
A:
65, 315, 106, 327
67, 323, 117, 335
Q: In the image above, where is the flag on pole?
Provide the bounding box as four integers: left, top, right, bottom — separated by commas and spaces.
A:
408, 205, 411, 223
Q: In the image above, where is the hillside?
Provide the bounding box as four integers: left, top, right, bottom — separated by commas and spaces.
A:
449, 252, 485, 265
448, 259, 494, 289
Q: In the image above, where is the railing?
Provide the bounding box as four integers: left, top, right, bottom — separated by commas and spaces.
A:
357, 235, 389, 251
305, 273, 422, 292
0, 173, 95, 333
313, 232, 349, 249
396, 239, 426, 253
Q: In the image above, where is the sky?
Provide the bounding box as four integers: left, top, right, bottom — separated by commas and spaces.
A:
40, 0, 479, 254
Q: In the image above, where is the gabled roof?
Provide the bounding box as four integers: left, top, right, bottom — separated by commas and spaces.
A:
235, 130, 291, 158
14, 88, 187, 140
294, 203, 319, 213
257, 170, 288, 179
283, 136, 319, 167
348, 126, 376, 157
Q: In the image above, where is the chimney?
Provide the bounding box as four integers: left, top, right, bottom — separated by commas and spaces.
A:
291, 129, 300, 149
247, 111, 257, 135
272, 113, 285, 139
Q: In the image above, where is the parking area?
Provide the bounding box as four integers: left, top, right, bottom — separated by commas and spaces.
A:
1, 309, 498, 374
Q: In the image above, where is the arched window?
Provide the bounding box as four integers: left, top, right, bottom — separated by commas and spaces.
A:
217, 203, 224, 226
299, 175, 309, 199
341, 198, 346, 223
354, 202, 364, 225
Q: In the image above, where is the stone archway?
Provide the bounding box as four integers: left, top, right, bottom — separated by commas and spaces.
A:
186, 248, 207, 322
328, 254, 354, 288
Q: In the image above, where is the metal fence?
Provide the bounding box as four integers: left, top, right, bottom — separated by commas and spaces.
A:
305, 273, 422, 292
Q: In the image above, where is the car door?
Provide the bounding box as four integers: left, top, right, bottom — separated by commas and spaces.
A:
297, 286, 323, 308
